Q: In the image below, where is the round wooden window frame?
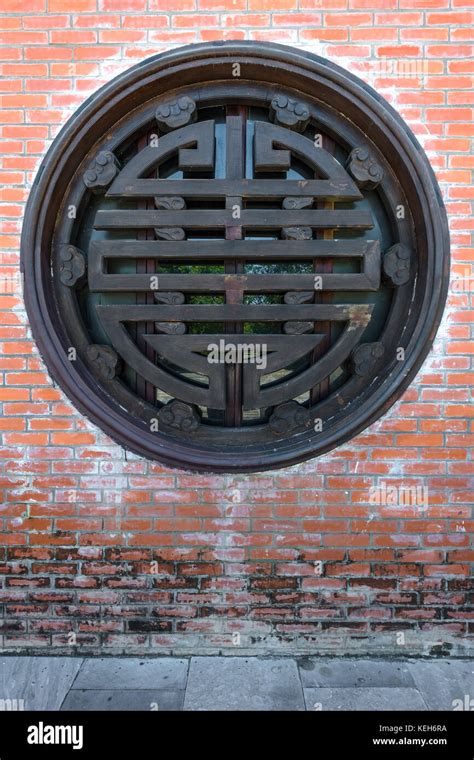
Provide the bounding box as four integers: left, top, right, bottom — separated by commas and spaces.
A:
21, 41, 450, 473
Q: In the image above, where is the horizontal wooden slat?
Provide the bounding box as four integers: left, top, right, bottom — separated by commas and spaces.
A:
96, 303, 373, 323
106, 178, 362, 201
89, 272, 379, 292
90, 238, 376, 260
94, 209, 373, 230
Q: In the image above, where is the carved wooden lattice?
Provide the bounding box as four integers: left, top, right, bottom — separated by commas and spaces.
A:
22, 43, 449, 471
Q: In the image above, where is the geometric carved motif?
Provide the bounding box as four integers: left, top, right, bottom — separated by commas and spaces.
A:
21, 42, 449, 470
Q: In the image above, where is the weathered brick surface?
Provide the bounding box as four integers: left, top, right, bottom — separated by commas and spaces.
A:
0, 1, 472, 656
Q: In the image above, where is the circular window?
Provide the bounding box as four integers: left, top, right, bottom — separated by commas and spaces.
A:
22, 41, 449, 472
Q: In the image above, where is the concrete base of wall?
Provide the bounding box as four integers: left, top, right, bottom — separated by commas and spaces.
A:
2, 631, 472, 659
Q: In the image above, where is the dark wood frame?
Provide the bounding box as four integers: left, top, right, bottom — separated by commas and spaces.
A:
21, 41, 450, 472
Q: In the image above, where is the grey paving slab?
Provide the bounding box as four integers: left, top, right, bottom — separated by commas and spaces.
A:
303, 687, 428, 711
298, 658, 414, 688
407, 660, 474, 711
73, 657, 188, 691
61, 689, 184, 711
0, 656, 83, 711
184, 656, 305, 711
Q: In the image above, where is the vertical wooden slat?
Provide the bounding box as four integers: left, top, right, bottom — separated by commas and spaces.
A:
311, 133, 336, 405
136, 131, 157, 405
224, 107, 246, 427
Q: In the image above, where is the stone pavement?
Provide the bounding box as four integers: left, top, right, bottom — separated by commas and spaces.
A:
0, 656, 472, 711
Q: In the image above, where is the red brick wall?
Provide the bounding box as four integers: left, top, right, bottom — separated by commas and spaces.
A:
0, 0, 472, 656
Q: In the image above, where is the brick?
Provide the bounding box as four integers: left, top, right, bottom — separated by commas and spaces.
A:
378, 44, 421, 57
150, 0, 195, 8
0, 49, 23, 64
199, 0, 245, 7
324, 12, 372, 25
426, 107, 473, 121
49, 0, 96, 9
99, 30, 147, 43
401, 27, 448, 40
427, 11, 474, 24
205, 13, 253, 30
50, 62, 99, 76
451, 28, 474, 40
23, 15, 69, 29
0, 18, 21, 29
375, 12, 422, 24
399, 0, 448, 6
300, 28, 349, 40
74, 46, 121, 60
352, 27, 398, 40
449, 60, 474, 73
100, 0, 146, 8
50, 30, 97, 44
249, 0, 296, 8
173, 13, 220, 26
429, 44, 474, 58
122, 15, 168, 28
1, 63, 48, 76
326, 44, 371, 56
0, 31, 48, 45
